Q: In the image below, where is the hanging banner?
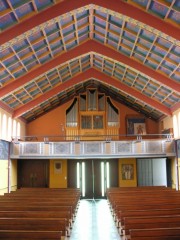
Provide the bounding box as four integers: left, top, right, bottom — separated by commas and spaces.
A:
0, 140, 9, 160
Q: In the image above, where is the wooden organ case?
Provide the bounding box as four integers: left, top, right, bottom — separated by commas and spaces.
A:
66, 88, 119, 140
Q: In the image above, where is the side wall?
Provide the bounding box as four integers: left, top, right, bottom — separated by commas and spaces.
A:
0, 160, 8, 195
11, 159, 17, 191
0, 106, 26, 195
178, 140, 180, 190
0, 140, 9, 195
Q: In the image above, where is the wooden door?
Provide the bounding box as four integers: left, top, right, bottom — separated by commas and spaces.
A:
18, 159, 49, 188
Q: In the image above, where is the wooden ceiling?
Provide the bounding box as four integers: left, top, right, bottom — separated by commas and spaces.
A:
0, 0, 179, 122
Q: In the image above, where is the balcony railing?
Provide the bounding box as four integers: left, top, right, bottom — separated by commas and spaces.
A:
10, 134, 175, 159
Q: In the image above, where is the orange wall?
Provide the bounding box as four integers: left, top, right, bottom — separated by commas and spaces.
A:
27, 101, 69, 136
49, 159, 67, 188
27, 99, 159, 136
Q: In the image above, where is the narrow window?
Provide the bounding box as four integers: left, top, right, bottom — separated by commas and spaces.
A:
101, 162, 105, 197
173, 115, 178, 138
8, 117, 12, 140
2, 114, 7, 140
13, 119, 17, 137
17, 122, 21, 137
82, 162, 85, 197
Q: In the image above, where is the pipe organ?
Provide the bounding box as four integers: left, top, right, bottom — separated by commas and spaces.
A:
66, 88, 119, 140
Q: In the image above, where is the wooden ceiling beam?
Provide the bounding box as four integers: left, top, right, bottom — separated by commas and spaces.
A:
0, 101, 13, 114
1, 40, 179, 99
1, 0, 179, 45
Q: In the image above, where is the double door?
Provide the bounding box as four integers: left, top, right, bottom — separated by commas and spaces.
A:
68, 159, 118, 199
17, 159, 49, 188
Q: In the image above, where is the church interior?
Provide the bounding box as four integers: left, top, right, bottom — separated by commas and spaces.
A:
0, 0, 180, 239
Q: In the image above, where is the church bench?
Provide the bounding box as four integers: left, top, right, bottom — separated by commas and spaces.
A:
117, 208, 180, 228
107, 187, 180, 239
4, 188, 81, 205
113, 202, 180, 219
0, 210, 71, 219
0, 199, 79, 206
107, 187, 178, 203
107, 187, 175, 199
111, 200, 180, 217
0, 204, 78, 221
130, 235, 180, 240
107, 190, 176, 199
0, 205, 75, 225
3, 198, 80, 206
108, 193, 180, 202
122, 215, 180, 236
108, 194, 180, 211
0, 218, 68, 237
0, 230, 62, 240
0, 188, 80, 239
4, 193, 80, 200
129, 228, 180, 240
1, 196, 80, 210
17, 187, 80, 192
107, 191, 180, 219
8, 188, 81, 197
3, 193, 80, 197
106, 186, 170, 193
0, 210, 73, 227
1, 194, 80, 200
108, 194, 180, 202
0, 205, 75, 213
108, 194, 180, 205
0, 198, 80, 212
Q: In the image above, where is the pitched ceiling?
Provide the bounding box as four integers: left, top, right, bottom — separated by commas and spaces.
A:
0, 0, 180, 122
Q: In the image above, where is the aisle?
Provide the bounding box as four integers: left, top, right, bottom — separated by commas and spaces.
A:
69, 199, 121, 240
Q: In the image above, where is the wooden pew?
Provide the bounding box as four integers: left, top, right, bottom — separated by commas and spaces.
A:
108, 194, 180, 210
0, 200, 78, 217
123, 215, 180, 236
117, 208, 180, 228
0, 218, 68, 236
8, 188, 81, 198
113, 203, 180, 222
0, 230, 62, 240
0, 210, 71, 219
107, 187, 180, 239
16, 187, 80, 192
0, 210, 72, 227
109, 192, 180, 215
0, 188, 81, 239
0, 190, 80, 214
129, 228, 180, 240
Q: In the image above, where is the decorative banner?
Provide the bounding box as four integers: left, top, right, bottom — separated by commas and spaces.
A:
177, 140, 180, 157
0, 140, 9, 160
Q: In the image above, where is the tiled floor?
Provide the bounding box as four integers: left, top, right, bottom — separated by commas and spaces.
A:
69, 199, 121, 240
